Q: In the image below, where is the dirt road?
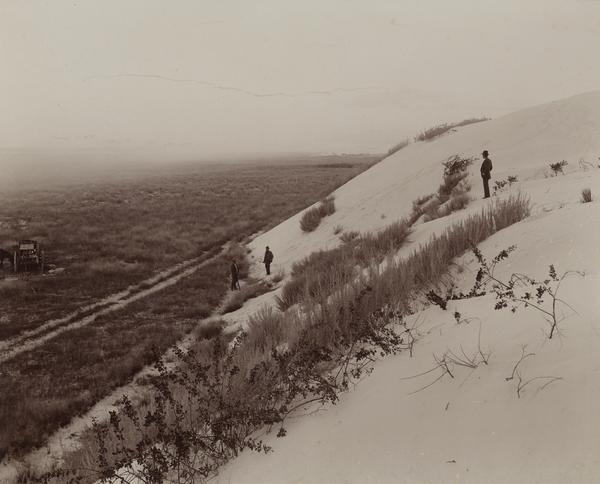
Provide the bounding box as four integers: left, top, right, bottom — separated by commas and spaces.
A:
0, 248, 224, 364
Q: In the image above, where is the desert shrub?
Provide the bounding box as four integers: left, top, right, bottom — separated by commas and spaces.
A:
438, 171, 469, 204
472, 245, 582, 339
493, 175, 519, 195
442, 154, 474, 177
300, 196, 336, 232
333, 224, 343, 235
549, 160, 568, 176
581, 188, 592, 203
408, 156, 473, 225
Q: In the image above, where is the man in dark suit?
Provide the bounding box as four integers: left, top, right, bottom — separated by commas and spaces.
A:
480, 150, 493, 198
263, 246, 274, 276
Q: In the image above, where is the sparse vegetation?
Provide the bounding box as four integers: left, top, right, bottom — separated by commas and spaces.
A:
472, 245, 583, 339
581, 188, 592, 203
300, 196, 336, 232
386, 138, 410, 156
549, 160, 568, 176
493, 175, 518, 195
505, 346, 562, 398
414, 117, 489, 142
408, 155, 474, 224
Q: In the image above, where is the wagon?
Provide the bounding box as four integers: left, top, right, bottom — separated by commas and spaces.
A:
14, 239, 44, 272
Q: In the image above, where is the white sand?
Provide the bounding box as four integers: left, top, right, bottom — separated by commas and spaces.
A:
215, 90, 600, 483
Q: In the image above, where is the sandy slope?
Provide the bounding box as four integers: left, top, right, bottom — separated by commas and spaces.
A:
246, 90, 600, 277
216, 198, 600, 484
214, 91, 600, 483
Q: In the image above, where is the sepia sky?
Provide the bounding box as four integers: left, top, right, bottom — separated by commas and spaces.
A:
2, 0, 600, 160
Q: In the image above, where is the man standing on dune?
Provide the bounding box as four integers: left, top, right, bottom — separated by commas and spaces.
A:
480, 150, 493, 198
263, 246, 274, 276
230, 258, 240, 290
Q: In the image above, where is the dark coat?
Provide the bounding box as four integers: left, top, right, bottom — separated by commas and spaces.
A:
230, 262, 239, 279
263, 249, 273, 264
480, 157, 493, 179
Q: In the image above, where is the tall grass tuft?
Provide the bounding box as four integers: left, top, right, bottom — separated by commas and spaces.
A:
581, 188, 592, 203
300, 196, 336, 232
279, 220, 411, 310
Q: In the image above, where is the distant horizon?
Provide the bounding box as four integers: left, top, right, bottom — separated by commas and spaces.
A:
3, 1, 600, 159
2, 86, 598, 166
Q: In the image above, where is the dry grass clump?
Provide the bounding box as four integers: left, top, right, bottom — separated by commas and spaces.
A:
300, 196, 336, 232
581, 188, 592, 203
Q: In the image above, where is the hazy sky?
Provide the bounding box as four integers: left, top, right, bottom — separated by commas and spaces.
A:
2, 0, 600, 160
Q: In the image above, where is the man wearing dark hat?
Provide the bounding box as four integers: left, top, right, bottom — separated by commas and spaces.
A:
480, 150, 493, 198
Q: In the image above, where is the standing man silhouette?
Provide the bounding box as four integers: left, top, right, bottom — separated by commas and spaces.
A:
480, 150, 493, 198
263, 246, 274, 276
230, 258, 240, 290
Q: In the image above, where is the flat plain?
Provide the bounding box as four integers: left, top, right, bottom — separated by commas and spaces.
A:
0, 155, 377, 459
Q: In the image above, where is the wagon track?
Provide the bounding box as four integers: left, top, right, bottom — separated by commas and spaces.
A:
0, 247, 225, 364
